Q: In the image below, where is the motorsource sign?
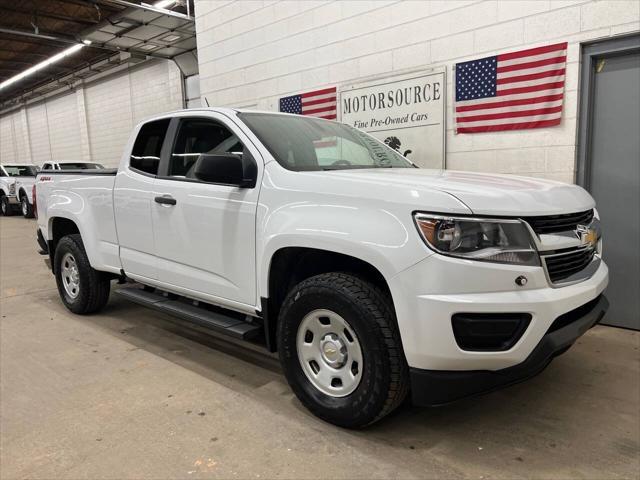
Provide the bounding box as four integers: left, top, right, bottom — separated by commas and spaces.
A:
339, 69, 446, 168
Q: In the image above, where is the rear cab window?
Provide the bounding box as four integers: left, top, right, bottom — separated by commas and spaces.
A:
130, 119, 170, 175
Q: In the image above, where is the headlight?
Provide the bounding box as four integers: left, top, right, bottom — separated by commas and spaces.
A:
8, 183, 15, 195
413, 213, 539, 266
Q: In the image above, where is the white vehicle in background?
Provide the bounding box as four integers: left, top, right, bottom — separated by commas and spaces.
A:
41, 161, 105, 171
34, 108, 609, 428
0, 164, 38, 218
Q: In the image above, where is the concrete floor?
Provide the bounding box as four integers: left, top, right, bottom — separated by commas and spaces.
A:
1, 216, 638, 480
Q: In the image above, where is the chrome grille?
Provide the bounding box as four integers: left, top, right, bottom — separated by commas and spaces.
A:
524, 209, 594, 235
542, 247, 596, 284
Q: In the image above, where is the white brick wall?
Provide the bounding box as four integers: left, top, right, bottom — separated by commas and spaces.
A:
46, 92, 82, 162
195, 0, 640, 183
0, 112, 16, 162
0, 59, 183, 168
26, 103, 52, 165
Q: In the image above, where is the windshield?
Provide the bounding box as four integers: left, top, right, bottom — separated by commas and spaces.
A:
238, 113, 414, 171
3, 165, 37, 177
58, 163, 104, 170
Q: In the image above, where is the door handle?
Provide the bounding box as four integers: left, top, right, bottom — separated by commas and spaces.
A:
154, 195, 177, 205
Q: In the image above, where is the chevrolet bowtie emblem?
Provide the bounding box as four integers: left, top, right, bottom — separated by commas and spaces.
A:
576, 224, 598, 248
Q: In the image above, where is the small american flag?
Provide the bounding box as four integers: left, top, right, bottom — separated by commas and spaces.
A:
279, 86, 337, 120
455, 42, 567, 133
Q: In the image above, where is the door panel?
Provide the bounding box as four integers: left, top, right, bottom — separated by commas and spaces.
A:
152, 115, 261, 307
114, 170, 158, 279
153, 179, 257, 305
588, 52, 640, 330
114, 118, 170, 280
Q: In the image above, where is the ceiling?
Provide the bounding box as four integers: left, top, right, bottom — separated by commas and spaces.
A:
0, 0, 196, 107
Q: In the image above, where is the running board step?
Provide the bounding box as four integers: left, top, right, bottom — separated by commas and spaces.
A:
115, 285, 262, 340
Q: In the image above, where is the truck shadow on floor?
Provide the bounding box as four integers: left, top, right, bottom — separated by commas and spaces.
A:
84, 293, 638, 473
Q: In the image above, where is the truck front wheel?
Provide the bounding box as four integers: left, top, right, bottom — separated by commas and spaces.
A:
277, 272, 409, 428
54, 234, 110, 314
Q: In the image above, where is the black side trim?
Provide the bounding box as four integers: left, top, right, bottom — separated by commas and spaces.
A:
410, 295, 608, 406
116, 285, 263, 341
261, 296, 277, 353
36, 228, 48, 255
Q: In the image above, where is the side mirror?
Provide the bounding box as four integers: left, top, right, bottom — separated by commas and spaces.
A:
193, 152, 257, 187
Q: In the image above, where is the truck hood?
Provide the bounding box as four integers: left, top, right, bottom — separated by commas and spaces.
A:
325, 169, 594, 216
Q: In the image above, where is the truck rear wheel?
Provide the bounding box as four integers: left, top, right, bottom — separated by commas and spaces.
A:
1, 196, 13, 216
54, 234, 111, 314
277, 272, 409, 428
21, 195, 34, 218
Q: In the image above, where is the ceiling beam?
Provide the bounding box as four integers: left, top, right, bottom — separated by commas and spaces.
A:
0, 27, 80, 45
99, 0, 194, 20
0, 48, 49, 58
1, 6, 102, 26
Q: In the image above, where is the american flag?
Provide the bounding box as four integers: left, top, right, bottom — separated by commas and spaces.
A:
279, 86, 337, 120
455, 42, 567, 133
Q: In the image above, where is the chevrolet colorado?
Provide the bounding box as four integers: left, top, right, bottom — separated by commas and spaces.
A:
34, 108, 609, 428
1, 163, 37, 218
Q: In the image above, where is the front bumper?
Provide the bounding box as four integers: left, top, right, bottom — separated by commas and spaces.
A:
410, 294, 608, 406
389, 252, 609, 372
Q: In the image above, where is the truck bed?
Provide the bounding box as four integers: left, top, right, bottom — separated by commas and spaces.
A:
36, 170, 121, 274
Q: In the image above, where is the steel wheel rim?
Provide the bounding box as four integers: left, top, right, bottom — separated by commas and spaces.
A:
21, 198, 27, 215
296, 309, 363, 397
60, 252, 80, 299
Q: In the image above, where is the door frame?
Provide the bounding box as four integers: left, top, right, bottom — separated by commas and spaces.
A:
576, 34, 640, 189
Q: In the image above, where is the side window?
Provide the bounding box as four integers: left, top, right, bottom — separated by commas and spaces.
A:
42, 164, 51, 170
130, 119, 170, 175
169, 119, 244, 178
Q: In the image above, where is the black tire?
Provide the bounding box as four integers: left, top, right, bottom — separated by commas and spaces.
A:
1, 196, 13, 216
277, 272, 409, 428
21, 195, 34, 218
54, 234, 111, 314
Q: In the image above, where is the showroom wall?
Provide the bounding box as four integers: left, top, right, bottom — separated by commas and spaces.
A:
0, 59, 183, 167
195, 0, 640, 183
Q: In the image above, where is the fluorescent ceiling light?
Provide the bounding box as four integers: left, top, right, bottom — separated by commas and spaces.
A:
160, 34, 181, 42
153, 0, 175, 9
0, 44, 84, 91
139, 44, 160, 51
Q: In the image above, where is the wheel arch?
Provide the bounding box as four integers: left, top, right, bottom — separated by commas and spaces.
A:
262, 246, 395, 352
48, 216, 81, 273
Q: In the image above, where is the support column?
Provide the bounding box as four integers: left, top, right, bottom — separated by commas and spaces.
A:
75, 86, 92, 161
18, 107, 33, 163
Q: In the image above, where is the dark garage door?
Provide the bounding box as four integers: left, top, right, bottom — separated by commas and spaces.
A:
579, 36, 640, 330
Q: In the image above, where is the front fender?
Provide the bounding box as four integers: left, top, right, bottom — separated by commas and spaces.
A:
257, 199, 433, 300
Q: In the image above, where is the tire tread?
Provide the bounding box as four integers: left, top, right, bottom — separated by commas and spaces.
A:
279, 272, 409, 427
55, 234, 110, 314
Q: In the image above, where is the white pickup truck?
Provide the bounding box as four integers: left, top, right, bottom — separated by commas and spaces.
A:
41, 161, 105, 171
34, 108, 609, 428
1, 163, 38, 218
